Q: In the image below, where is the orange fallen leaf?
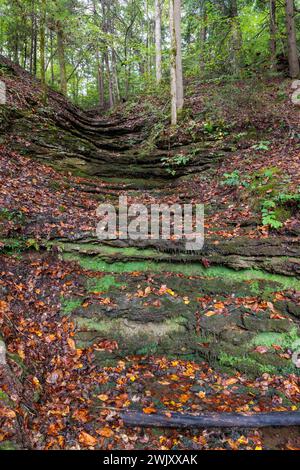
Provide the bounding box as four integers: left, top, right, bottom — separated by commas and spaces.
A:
270, 313, 286, 320
0, 408, 16, 419
179, 393, 190, 403
0, 300, 8, 311
254, 346, 269, 354
143, 407, 156, 414
97, 394, 109, 402
205, 311, 217, 317
67, 338, 76, 350
79, 431, 97, 447
224, 377, 239, 386
97, 427, 114, 438
214, 302, 225, 310
72, 409, 90, 423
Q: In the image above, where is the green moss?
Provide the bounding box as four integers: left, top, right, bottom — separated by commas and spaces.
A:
218, 351, 278, 376
76, 318, 112, 333
255, 182, 278, 195
63, 253, 300, 291
136, 342, 159, 355
218, 346, 300, 377
75, 315, 186, 336
54, 241, 163, 259
86, 275, 122, 293
273, 206, 292, 223
0, 390, 11, 405
0, 441, 19, 451
61, 298, 82, 315
7, 352, 27, 372
251, 327, 300, 351
48, 180, 62, 191
257, 166, 281, 176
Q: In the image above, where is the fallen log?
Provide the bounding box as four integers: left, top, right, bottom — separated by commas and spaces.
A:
121, 411, 300, 429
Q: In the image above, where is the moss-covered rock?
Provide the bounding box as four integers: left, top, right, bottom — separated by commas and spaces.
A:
0, 441, 19, 451
242, 314, 293, 333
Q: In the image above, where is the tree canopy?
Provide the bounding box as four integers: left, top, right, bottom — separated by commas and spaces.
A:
0, 1, 299, 111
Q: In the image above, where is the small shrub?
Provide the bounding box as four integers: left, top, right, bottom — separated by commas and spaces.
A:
0, 208, 25, 224
221, 170, 241, 187
252, 141, 271, 151
161, 153, 191, 176
261, 200, 283, 229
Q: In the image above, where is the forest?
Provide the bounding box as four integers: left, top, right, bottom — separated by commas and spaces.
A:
1, 0, 300, 111
0, 0, 300, 455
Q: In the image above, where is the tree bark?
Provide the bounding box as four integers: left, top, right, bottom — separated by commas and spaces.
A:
199, 0, 207, 76
57, 23, 67, 95
50, 30, 55, 86
285, 0, 300, 78
92, 0, 105, 108
229, 0, 242, 75
170, 0, 184, 125
40, 0, 47, 104
97, 53, 105, 108
101, 0, 115, 108
155, 0, 162, 83
122, 410, 300, 429
269, 0, 277, 70
33, 9, 37, 76
112, 49, 120, 102
104, 51, 114, 108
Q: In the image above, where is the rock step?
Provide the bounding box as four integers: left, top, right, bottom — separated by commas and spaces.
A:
58, 267, 300, 376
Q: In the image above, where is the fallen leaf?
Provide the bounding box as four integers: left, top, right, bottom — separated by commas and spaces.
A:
79, 431, 97, 447
97, 394, 109, 402
143, 407, 156, 414
97, 427, 114, 438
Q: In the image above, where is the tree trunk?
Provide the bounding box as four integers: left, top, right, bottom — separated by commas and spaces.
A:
92, 0, 105, 108
269, 0, 277, 70
104, 52, 114, 108
57, 24, 67, 95
155, 0, 162, 83
285, 0, 300, 78
13, 33, 19, 64
100, 0, 115, 108
199, 0, 207, 76
33, 12, 37, 76
30, 0, 35, 73
170, 0, 184, 125
50, 30, 55, 86
146, 0, 151, 78
97, 53, 105, 108
23, 39, 28, 69
40, 0, 47, 104
229, 0, 242, 75
124, 37, 131, 99
112, 49, 120, 102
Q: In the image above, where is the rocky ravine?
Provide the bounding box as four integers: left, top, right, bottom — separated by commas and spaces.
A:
1, 57, 300, 450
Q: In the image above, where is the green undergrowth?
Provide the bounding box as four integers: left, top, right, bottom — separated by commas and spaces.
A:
0, 237, 40, 255
220, 166, 300, 228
